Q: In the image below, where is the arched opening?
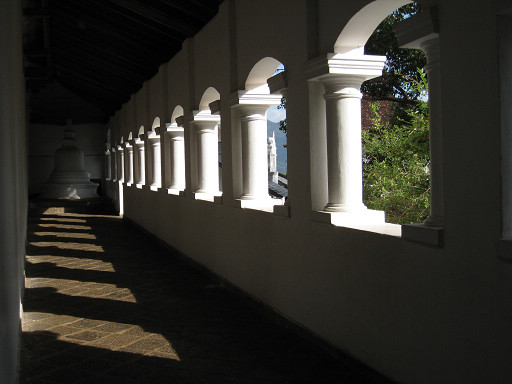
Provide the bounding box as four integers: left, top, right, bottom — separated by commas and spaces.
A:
117, 137, 125, 183
134, 125, 146, 186
105, 129, 112, 181
334, 0, 411, 54
245, 57, 281, 93
147, 117, 162, 190
164, 105, 186, 193
191, 87, 221, 201
308, 1, 433, 234
231, 57, 286, 212
152, 117, 161, 130
358, 3, 432, 226
124, 133, 134, 185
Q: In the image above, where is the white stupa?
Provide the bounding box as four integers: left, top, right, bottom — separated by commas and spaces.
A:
40, 119, 99, 199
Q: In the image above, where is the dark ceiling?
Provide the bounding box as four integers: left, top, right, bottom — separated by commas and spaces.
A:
23, 0, 224, 125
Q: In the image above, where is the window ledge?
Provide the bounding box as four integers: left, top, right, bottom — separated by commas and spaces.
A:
402, 223, 443, 247
164, 188, 186, 197
498, 238, 512, 259
236, 198, 284, 213
194, 192, 222, 203
135, 183, 144, 189
311, 210, 401, 237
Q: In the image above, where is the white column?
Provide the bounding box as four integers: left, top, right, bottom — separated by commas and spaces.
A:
148, 133, 161, 188
394, 10, 443, 228
117, 145, 124, 182
134, 137, 145, 185
307, 54, 386, 213
111, 146, 118, 182
190, 111, 220, 195
230, 92, 281, 202
124, 143, 134, 184
165, 123, 186, 190
240, 106, 270, 199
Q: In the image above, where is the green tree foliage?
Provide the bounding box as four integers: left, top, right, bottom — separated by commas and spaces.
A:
362, 69, 430, 224
277, 97, 287, 133
363, 3, 426, 105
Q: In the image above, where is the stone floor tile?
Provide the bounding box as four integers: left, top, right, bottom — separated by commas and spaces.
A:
83, 333, 144, 350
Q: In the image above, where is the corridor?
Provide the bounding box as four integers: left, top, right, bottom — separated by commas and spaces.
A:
20, 202, 393, 384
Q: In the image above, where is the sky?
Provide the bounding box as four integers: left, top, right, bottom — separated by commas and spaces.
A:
267, 105, 285, 123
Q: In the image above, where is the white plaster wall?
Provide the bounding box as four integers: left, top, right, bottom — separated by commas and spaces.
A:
29, 123, 106, 194
107, 1, 512, 383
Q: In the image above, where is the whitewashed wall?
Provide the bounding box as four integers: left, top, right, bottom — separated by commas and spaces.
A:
105, 1, 512, 383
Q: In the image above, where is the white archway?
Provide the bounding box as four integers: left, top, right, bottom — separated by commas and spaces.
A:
199, 87, 220, 110
245, 57, 282, 93
334, 0, 411, 54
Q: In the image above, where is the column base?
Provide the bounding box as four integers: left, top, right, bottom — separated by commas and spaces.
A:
323, 202, 367, 213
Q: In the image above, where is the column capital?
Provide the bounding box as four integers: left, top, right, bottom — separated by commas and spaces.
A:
164, 122, 185, 136
132, 137, 144, 146
147, 131, 160, 141
191, 109, 221, 123
229, 91, 282, 112
393, 7, 439, 50
305, 53, 386, 86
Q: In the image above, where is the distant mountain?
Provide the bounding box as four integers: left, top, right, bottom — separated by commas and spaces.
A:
267, 120, 287, 174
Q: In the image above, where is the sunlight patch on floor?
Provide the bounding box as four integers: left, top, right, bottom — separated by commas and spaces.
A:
33, 231, 97, 240
37, 223, 93, 230
22, 312, 181, 361
30, 241, 104, 253
26, 255, 115, 271
40, 217, 88, 223
26, 278, 137, 302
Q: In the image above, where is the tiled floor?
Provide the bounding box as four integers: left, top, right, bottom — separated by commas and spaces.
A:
21, 203, 395, 384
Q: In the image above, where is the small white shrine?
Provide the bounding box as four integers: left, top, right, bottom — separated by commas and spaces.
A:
40, 119, 99, 199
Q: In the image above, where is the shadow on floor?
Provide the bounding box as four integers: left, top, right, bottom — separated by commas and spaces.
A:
21, 203, 394, 384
